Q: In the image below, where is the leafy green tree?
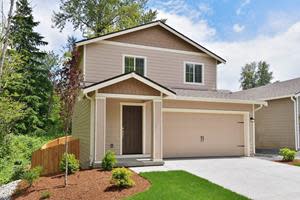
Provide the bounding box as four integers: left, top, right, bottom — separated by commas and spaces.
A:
240, 61, 273, 90
2, 0, 52, 135
240, 62, 257, 90
255, 61, 273, 87
52, 0, 158, 37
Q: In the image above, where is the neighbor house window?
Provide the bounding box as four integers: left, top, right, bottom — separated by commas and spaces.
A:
124, 55, 146, 76
184, 62, 203, 84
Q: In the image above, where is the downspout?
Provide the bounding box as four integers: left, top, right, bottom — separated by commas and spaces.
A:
291, 96, 298, 150
85, 92, 95, 167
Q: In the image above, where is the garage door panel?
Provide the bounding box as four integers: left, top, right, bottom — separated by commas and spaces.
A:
163, 113, 244, 158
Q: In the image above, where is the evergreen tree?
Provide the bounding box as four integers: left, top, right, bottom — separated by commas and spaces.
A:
2, 0, 52, 135
255, 61, 273, 87
240, 62, 257, 90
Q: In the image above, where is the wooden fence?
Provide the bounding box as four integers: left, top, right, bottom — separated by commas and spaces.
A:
31, 136, 80, 175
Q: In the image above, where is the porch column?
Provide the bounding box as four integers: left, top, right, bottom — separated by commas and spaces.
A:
152, 99, 163, 161
95, 96, 106, 161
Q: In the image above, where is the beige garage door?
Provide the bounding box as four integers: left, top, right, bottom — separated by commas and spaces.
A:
163, 112, 245, 158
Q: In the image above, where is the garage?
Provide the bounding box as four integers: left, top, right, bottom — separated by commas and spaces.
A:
163, 112, 245, 158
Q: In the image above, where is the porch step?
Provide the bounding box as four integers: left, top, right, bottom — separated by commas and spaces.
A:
92, 158, 164, 168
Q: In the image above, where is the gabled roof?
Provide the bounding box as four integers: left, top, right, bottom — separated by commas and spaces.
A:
76, 20, 226, 64
83, 72, 176, 97
232, 77, 300, 100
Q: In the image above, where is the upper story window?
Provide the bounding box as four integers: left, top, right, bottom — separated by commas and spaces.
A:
123, 55, 146, 76
184, 62, 204, 84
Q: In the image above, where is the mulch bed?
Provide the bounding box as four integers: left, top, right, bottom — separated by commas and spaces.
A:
275, 159, 300, 166
12, 169, 150, 200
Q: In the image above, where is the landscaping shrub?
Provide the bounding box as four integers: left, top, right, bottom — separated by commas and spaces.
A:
101, 150, 117, 171
22, 166, 43, 186
11, 161, 27, 181
111, 167, 134, 188
59, 153, 80, 174
279, 148, 296, 161
0, 134, 64, 185
40, 190, 51, 199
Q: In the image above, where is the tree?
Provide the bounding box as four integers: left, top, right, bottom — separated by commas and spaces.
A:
240, 61, 273, 90
55, 37, 82, 186
240, 62, 257, 90
0, 0, 15, 79
52, 0, 158, 37
2, 0, 52, 135
255, 61, 273, 87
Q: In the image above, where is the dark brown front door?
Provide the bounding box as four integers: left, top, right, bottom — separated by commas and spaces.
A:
122, 105, 143, 154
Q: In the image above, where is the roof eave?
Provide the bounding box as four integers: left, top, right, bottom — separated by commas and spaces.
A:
165, 96, 268, 106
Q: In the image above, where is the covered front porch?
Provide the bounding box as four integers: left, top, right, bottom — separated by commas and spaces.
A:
83, 72, 176, 167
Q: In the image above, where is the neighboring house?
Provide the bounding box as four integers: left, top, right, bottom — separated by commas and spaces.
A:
233, 79, 300, 151
72, 20, 266, 168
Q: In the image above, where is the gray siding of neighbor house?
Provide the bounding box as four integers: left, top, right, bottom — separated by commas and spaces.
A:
255, 98, 295, 149
72, 97, 91, 168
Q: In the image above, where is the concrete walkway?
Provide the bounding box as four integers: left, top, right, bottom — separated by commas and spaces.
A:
131, 157, 300, 200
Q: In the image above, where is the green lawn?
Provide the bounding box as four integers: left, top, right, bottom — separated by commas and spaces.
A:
127, 170, 248, 200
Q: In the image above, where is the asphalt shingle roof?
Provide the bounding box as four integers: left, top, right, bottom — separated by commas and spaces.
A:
232, 77, 300, 100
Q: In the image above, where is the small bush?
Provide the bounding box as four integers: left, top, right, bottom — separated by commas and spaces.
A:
40, 190, 51, 199
102, 151, 117, 171
111, 167, 134, 188
22, 166, 43, 186
11, 162, 27, 181
59, 153, 79, 174
279, 148, 296, 161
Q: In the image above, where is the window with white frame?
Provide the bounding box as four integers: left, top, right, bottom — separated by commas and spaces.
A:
184, 62, 203, 84
124, 55, 146, 76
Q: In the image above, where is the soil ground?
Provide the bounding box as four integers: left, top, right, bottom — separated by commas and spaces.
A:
13, 169, 150, 200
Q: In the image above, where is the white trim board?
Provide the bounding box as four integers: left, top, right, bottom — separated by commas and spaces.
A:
76, 21, 225, 64
120, 102, 146, 155
83, 73, 176, 97
165, 96, 267, 106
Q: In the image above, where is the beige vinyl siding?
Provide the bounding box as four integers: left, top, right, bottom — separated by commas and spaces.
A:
98, 78, 160, 96
85, 42, 217, 90
109, 26, 202, 53
105, 99, 152, 155
163, 100, 255, 155
72, 97, 91, 168
255, 98, 295, 149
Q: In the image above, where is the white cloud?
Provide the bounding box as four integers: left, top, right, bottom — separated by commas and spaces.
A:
236, 0, 251, 15
208, 22, 300, 91
233, 24, 245, 33
157, 10, 216, 43
31, 0, 82, 53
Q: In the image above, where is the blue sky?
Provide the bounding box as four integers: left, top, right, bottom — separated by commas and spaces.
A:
150, 0, 300, 41
4, 0, 300, 91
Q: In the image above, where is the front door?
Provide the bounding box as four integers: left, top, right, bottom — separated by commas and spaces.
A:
122, 105, 143, 154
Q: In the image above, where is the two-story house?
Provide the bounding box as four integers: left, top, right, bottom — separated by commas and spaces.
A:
72, 20, 266, 168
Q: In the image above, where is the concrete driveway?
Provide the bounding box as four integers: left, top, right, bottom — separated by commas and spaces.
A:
131, 157, 300, 200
